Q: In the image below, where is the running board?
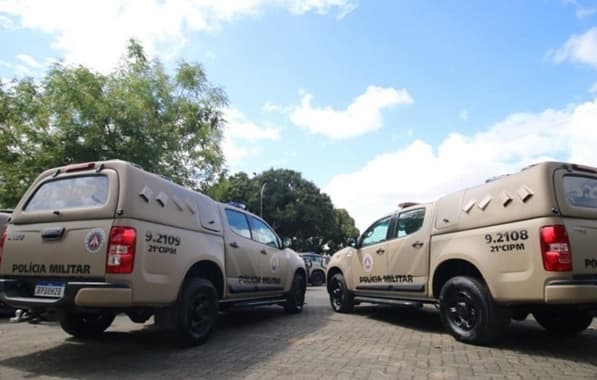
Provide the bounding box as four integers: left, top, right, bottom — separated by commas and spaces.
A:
353, 296, 424, 308
220, 298, 286, 308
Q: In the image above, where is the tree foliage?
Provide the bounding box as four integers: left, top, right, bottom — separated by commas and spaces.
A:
0, 39, 227, 208
207, 169, 359, 253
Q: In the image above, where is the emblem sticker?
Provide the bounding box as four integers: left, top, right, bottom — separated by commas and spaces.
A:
85, 228, 105, 253
270, 255, 280, 273
362, 253, 373, 273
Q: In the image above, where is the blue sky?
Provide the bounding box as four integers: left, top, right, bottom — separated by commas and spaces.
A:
1, 0, 597, 230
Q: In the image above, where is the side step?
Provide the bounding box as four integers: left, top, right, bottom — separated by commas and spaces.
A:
353, 296, 424, 308
220, 298, 287, 308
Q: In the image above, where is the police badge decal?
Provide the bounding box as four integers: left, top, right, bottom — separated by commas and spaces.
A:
85, 228, 106, 254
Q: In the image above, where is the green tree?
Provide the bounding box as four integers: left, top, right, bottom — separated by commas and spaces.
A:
330, 208, 360, 250
0, 39, 227, 208
207, 169, 359, 252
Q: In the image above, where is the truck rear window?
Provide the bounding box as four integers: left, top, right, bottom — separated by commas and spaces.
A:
563, 175, 597, 209
25, 175, 109, 212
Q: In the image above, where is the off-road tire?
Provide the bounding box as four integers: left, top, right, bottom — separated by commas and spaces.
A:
533, 309, 593, 335
329, 273, 354, 313
284, 273, 306, 313
174, 278, 218, 347
59, 311, 115, 338
439, 276, 510, 345
310, 270, 325, 286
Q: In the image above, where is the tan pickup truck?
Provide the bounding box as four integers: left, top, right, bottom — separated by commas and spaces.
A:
327, 162, 597, 344
0, 160, 306, 346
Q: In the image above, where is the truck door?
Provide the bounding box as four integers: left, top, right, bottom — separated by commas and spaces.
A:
223, 208, 260, 295
385, 206, 430, 295
223, 208, 286, 296
351, 215, 393, 294
247, 215, 287, 292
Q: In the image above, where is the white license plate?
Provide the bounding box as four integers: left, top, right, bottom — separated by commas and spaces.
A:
34, 282, 65, 298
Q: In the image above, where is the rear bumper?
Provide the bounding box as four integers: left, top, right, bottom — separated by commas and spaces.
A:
0, 278, 132, 309
545, 279, 597, 303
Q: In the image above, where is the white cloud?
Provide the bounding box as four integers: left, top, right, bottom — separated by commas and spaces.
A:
289, 0, 356, 18
324, 100, 597, 231
590, 82, 597, 93
0, 53, 51, 78
0, 59, 34, 77
224, 108, 280, 141
222, 107, 281, 169
0, 14, 16, 29
289, 86, 414, 139
553, 27, 597, 69
0, 0, 357, 74
568, 100, 597, 164
263, 101, 293, 114
16, 53, 42, 68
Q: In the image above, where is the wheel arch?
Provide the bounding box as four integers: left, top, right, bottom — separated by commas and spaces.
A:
182, 260, 225, 300
432, 259, 486, 299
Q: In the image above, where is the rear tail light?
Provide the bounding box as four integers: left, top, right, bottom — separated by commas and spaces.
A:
0, 229, 6, 268
106, 227, 136, 274
540, 225, 572, 272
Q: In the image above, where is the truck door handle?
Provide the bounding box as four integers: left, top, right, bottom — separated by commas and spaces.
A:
412, 241, 424, 248
260, 249, 268, 255
230, 242, 239, 248
41, 227, 65, 241
376, 249, 385, 255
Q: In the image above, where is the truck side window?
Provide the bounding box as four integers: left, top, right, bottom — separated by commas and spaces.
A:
396, 208, 425, 238
225, 209, 251, 239
249, 216, 280, 248
361, 217, 391, 247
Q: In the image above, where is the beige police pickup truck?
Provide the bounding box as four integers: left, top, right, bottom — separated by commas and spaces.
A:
327, 161, 597, 344
0, 160, 306, 346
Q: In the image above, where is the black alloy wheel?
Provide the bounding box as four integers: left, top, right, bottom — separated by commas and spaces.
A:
329, 273, 353, 313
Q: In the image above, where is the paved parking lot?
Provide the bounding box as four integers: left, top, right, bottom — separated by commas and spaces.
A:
1, 287, 597, 379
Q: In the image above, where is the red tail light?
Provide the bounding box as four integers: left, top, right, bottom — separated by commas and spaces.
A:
540, 225, 572, 272
106, 227, 136, 274
0, 229, 6, 268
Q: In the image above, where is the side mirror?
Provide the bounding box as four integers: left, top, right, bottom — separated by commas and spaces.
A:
347, 237, 357, 247
282, 237, 292, 248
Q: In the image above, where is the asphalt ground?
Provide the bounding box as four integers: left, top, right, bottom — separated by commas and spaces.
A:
1, 287, 597, 379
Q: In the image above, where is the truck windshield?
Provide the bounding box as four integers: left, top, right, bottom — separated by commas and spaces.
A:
563, 175, 597, 209
25, 175, 109, 212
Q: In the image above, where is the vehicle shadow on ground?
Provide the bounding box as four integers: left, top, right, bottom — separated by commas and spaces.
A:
499, 320, 597, 367
355, 304, 445, 333
0, 305, 326, 379
355, 303, 597, 367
